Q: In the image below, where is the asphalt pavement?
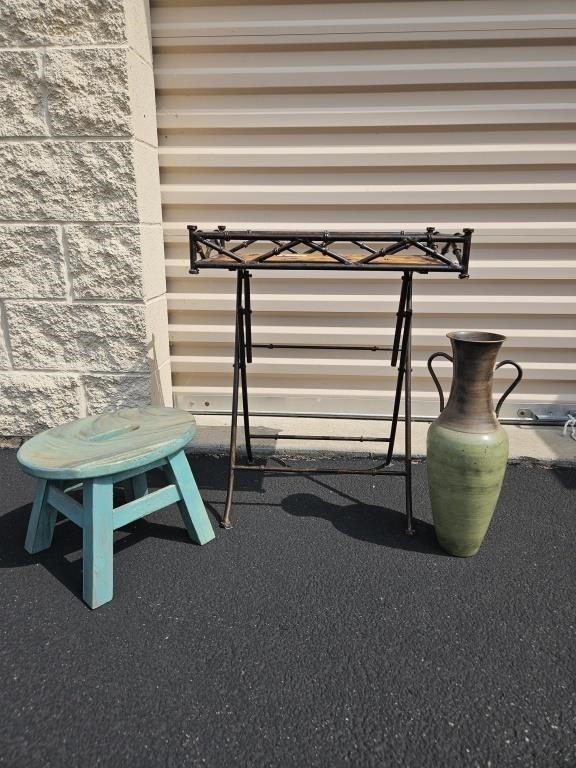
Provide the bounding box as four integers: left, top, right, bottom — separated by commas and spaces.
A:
0, 448, 574, 768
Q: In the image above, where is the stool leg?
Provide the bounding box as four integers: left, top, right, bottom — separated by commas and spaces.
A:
166, 451, 215, 545
122, 474, 147, 503
25, 479, 58, 554
122, 480, 134, 503
131, 473, 148, 499
83, 478, 114, 609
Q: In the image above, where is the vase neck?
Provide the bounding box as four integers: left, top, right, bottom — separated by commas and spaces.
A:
437, 337, 503, 432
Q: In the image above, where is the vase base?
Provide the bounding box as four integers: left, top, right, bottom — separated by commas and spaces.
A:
437, 537, 481, 558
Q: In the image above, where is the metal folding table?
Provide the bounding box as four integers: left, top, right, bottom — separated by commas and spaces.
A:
187, 226, 473, 532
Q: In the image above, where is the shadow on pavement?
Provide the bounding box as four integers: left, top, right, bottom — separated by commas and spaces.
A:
281, 492, 447, 556
0, 493, 215, 604
552, 466, 576, 489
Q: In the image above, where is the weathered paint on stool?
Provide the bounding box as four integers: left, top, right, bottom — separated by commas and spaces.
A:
18, 407, 215, 609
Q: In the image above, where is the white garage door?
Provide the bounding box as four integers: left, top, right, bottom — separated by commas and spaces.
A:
151, 0, 576, 420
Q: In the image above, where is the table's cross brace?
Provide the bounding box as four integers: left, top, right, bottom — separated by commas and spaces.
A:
221, 268, 415, 534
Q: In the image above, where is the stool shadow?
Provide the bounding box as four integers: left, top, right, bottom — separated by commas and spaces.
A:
0, 489, 221, 602
0, 453, 240, 602
281, 492, 446, 555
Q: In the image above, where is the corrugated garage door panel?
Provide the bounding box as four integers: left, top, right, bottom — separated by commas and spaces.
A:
151, 0, 576, 418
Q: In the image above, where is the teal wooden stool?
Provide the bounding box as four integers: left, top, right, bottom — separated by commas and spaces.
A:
17, 406, 215, 609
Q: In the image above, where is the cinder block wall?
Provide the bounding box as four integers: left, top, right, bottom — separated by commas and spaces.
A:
0, 0, 171, 437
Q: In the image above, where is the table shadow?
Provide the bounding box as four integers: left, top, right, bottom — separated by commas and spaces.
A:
281, 492, 447, 556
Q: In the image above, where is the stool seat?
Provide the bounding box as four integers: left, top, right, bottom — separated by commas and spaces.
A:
18, 406, 214, 608
17, 406, 197, 480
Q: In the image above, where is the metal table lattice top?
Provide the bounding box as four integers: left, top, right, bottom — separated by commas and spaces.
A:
188, 227, 472, 276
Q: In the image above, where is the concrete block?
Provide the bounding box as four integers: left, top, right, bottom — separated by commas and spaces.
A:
0, 51, 46, 137
124, 0, 153, 64
0, 304, 10, 369
150, 360, 173, 407
140, 224, 166, 301
0, 0, 126, 47
0, 373, 81, 436
83, 373, 152, 414
133, 142, 163, 223
65, 225, 144, 300
0, 342, 9, 370
5, 302, 148, 373
0, 225, 67, 299
126, 50, 158, 146
145, 296, 170, 370
0, 141, 137, 221
45, 48, 131, 137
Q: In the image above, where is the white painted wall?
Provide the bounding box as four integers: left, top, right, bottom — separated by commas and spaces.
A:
0, 0, 171, 436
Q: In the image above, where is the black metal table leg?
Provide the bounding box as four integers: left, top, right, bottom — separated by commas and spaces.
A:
243, 271, 253, 364
381, 272, 415, 534
221, 272, 244, 528
391, 273, 409, 368
385, 273, 410, 467
239, 271, 253, 463
223, 270, 416, 535
403, 276, 415, 535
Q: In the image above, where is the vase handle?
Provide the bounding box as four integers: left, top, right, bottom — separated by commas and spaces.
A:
427, 352, 453, 412
494, 360, 523, 417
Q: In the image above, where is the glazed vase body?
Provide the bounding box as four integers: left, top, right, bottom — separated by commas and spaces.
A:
427, 332, 508, 557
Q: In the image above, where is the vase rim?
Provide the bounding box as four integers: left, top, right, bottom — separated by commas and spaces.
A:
447, 330, 506, 343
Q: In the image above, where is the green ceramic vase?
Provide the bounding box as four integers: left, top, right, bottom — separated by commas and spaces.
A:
427, 331, 510, 557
